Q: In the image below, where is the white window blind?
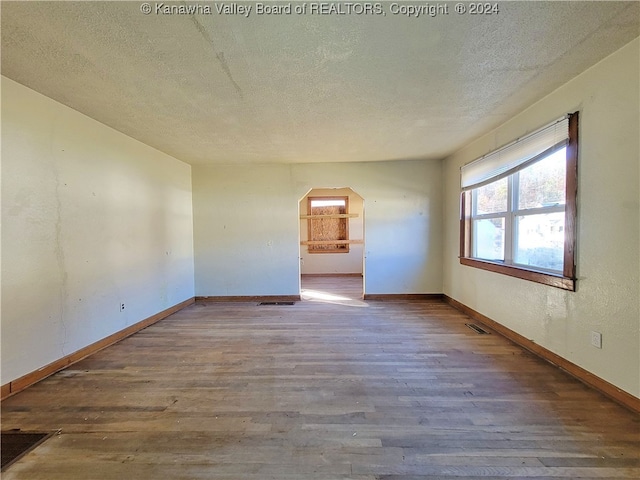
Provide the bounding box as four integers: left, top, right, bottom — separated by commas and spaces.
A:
460, 116, 569, 190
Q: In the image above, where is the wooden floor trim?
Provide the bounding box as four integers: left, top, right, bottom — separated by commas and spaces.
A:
443, 294, 640, 413
0, 297, 195, 401
364, 293, 444, 302
196, 295, 301, 303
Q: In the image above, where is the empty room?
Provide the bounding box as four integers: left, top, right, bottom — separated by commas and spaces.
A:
1, 1, 639, 478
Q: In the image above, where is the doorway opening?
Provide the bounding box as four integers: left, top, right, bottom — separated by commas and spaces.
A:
298, 187, 365, 303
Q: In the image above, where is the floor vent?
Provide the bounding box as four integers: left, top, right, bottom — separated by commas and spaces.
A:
258, 302, 295, 306
1, 431, 52, 470
465, 323, 489, 334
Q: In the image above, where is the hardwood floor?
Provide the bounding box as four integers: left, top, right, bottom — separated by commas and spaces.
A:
301, 274, 364, 303
2, 276, 638, 479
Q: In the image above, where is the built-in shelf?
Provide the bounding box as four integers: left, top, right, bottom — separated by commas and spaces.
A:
300, 239, 363, 246
300, 213, 359, 219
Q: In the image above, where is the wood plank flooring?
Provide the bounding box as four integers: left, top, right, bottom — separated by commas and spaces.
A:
2, 276, 638, 479
301, 274, 364, 302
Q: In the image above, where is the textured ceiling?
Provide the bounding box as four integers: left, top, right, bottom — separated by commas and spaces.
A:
2, 1, 639, 165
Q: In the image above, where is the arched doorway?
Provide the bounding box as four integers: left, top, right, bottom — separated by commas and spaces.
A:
298, 187, 365, 301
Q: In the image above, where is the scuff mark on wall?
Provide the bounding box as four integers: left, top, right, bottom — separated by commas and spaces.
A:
52, 152, 69, 356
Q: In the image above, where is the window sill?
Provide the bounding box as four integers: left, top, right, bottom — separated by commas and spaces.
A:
459, 257, 575, 291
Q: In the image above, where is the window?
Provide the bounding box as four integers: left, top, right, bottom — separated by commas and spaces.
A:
460, 113, 578, 291
307, 197, 349, 253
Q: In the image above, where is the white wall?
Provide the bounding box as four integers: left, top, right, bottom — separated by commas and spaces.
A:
192, 164, 299, 296
193, 159, 442, 296
1, 77, 195, 385
300, 187, 364, 275
442, 39, 640, 397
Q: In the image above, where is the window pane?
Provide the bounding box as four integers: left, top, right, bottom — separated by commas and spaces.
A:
515, 212, 564, 271
475, 177, 508, 215
311, 199, 346, 208
518, 148, 566, 210
473, 218, 505, 261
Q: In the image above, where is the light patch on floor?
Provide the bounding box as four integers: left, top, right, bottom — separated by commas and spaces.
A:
301, 288, 369, 308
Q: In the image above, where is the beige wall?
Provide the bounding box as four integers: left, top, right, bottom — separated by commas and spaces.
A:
442, 39, 640, 397
300, 188, 364, 275
1, 77, 195, 385
192, 163, 299, 296
193, 159, 443, 296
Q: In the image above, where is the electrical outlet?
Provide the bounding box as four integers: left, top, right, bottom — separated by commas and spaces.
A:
591, 331, 602, 349
120, 303, 125, 312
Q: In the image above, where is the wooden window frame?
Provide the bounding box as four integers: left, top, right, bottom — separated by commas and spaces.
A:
307, 196, 350, 254
460, 112, 578, 291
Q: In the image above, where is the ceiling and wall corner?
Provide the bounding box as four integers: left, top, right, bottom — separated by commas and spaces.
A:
1, 77, 196, 384
1, 1, 638, 166
441, 38, 640, 398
